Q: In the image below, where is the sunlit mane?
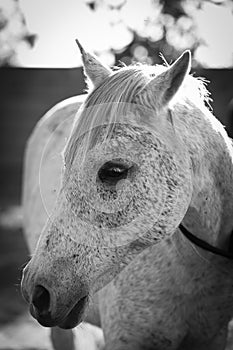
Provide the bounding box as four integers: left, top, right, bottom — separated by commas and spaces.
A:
86, 63, 210, 108
63, 63, 210, 170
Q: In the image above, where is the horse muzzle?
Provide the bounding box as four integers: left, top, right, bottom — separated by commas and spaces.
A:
29, 289, 88, 329
21, 264, 89, 329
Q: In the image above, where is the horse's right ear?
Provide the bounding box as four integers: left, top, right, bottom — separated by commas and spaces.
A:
139, 50, 191, 109
160, 50, 191, 105
75, 39, 112, 90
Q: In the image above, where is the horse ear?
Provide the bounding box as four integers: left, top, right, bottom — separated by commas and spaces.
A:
75, 39, 112, 89
140, 50, 191, 108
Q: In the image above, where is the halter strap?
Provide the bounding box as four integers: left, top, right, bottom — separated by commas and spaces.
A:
179, 224, 233, 259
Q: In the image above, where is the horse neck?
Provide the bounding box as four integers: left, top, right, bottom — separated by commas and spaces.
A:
173, 101, 233, 249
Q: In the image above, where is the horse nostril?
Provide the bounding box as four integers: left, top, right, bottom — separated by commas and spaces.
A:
32, 285, 51, 314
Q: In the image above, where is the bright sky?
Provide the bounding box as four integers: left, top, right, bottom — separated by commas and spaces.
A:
16, 0, 233, 68
190, 1, 233, 68
18, 0, 129, 67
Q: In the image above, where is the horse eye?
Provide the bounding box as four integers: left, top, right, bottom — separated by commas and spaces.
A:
98, 162, 129, 185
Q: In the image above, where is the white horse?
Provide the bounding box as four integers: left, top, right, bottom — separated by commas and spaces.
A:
21, 42, 233, 350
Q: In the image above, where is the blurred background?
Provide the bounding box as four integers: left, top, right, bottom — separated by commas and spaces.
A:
0, 0, 233, 347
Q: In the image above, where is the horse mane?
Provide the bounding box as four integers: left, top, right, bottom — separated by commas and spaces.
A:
63, 62, 212, 170
85, 63, 211, 108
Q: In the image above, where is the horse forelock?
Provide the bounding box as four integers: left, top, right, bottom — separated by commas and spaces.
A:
63, 63, 211, 171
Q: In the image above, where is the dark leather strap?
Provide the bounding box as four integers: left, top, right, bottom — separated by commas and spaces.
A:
179, 224, 233, 259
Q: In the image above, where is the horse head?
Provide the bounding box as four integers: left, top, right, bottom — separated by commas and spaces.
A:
21, 42, 193, 329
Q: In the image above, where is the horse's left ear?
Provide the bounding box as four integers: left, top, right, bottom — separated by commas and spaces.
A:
75, 39, 112, 89
140, 50, 191, 108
